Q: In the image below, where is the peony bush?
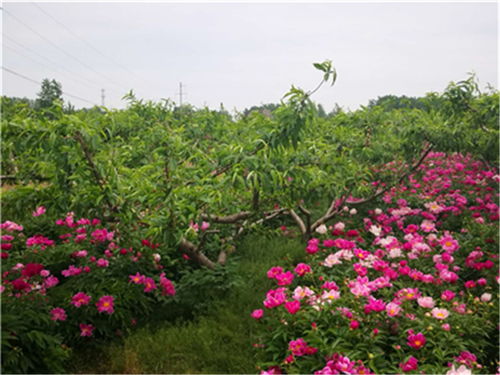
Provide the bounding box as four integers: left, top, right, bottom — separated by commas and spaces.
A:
251, 153, 499, 374
1, 211, 176, 373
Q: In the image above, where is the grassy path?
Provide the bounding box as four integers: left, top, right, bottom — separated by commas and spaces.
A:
69, 234, 305, 374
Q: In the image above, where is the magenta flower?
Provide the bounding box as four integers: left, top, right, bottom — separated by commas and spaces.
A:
96, 258, 109, 268
143, 277, 157, 292
50, 307, 67, 321
32, 206, 46, 217
288, 338, 308, 356
129, 272, 145, 284
407, 332, 426, 349
284, 300, 301, 315
267, 266, 284, 279
399, 356, 418, 372
96, 295, 115, 314
79, 323, 94, 337
294, 263, 312, 276
251, 309, 264, 319
71, 292, 91, 307
159, 273, 176, 296
349, 320, 360, 330
263, 288, 287, 309
275, 271, 294, 286
441, 289, 456, 301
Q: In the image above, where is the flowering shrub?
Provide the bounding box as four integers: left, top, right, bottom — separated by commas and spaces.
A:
1, 212, 176, 373
252, 153, 499, 374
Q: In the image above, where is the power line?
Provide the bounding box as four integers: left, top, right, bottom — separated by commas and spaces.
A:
3, 33, 105, 89
3, 41, 105, 91
3, 8, 130, 92
31, 2, 146, 86
2, 66, 100, 106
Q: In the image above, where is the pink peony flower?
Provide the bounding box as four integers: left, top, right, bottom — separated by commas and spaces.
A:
79, 323, 94, 337
446, 365, 472, 375
431, 307, 450, 320
71, 292, 91, 307
441, 290, 456, 301
263, 288, 287, 309
386, 302, 402, 317
32, 206, 46, 217
275, 271, 294, 286
96, 295, 115, 314
407, 332, 426, 349
159, 273, 176, 296
294, 263, 312, 276
349, 320, 360, 330
480, 292, 492, 302
251, 309, 264, 319
267, 266, 283, 279
129, 273, 145, 284
50, 307, 67, 321
143, 277, 157, 292
288, 338, 308, 356
400, 356, 418, 372
417, 296, 435, 309
96, 258, 109, 268
284, 300, 301, 314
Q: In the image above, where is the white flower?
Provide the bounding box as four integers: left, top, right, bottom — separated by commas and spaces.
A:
446, 365, 472, 375
369, 225, 382, 237
374, 208, 382, 215
349, 208, 357, 215
480, 292, 492, 302
315, 224, 328, 234
153, 253, 161, 262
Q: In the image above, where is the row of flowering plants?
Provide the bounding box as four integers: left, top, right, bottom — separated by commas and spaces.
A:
1, 211, 177, 373
251, 152, 499, 374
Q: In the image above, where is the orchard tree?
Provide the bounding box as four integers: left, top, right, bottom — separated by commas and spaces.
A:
36, 78, 63, 109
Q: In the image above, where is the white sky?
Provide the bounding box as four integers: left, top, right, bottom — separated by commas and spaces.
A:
1, 1, 498, 112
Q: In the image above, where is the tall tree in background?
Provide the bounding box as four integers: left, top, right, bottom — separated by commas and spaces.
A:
36, 78, 63, 109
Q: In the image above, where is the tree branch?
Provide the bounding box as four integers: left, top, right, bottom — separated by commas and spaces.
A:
349, 143, 434, 207
201, 211, 253, 224
179, 238, 216, 270
287, 209, 307, 235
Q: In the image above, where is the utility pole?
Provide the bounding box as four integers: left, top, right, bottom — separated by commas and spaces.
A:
177, 82, 186, 106
101, 89, 105, 106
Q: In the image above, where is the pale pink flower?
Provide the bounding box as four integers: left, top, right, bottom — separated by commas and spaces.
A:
293, 286, 314, 301
431, 307, 450, 320
480, 293, 492, 302
446, 365, 472, 375
417, 296, 435, 309
386, 302, 402, 317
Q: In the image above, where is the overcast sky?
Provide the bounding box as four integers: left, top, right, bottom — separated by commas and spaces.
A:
1, 1, 498, 112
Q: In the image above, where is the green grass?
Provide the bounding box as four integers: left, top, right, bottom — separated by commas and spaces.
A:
68, 233, 305, 374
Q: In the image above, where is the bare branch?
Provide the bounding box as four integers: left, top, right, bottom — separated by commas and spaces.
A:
217, 250, 227, 265
201, 211, 253, 224
349, 143, 434, 207
288, 209, 307, 235
179, 238, 216, 270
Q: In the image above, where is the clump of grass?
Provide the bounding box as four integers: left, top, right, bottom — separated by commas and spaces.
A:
68, 234, 305, 374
